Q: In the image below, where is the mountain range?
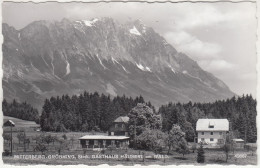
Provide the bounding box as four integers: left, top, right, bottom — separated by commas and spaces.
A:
2, 18, 235, 109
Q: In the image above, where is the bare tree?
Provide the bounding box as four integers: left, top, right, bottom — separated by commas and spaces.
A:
16, 132, 25, 144
34, 143, 47, 155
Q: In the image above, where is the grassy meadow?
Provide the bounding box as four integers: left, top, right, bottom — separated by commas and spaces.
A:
2, 116, 257, 165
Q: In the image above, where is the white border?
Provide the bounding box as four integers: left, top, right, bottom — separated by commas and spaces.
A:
0, 0, 258, 168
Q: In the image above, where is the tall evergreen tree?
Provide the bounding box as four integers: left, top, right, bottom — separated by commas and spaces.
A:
197, 142, 205, 163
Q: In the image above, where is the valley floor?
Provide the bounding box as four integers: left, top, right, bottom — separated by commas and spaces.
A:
2, 148, 257, 165
2, 130, 257, 165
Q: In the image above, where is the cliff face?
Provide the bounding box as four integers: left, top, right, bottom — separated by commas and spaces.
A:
2, 18, 235, 109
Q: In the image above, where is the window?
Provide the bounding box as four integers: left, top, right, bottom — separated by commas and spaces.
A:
210, 132, 213, 135
115, 124, 118, 128
210, 138, 214, 141
94, 140, 98, 145
111, 132, 114, 136
218, 139, 224, 144
219, 132, 222, 135
103, 140, 106, 145
86, 140, 89, 145
122, 124, 125, 128
111, 140, 115, 146
201, 138, 205, 141
201, 132, 204, 135
209, 125, 214, 128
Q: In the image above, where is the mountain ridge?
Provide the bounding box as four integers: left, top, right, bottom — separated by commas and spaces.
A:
2, 17, 235, 109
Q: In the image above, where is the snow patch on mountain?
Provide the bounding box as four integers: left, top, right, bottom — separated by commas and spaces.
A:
112, 57, 129, 73
135, 62, 152, 72
74, 23, 86, 34
106, 83, 117, 96
112, 57, 120, 64
182, 70, 188, 74
142, 26, 146, 33
121, 65, 129, 73
17, 70, 24, 78
130, 26, 141, 36
82, 19, 99, 27
40, 55, 49, 67
97, 55, 107, 69
168, 65, 176, 73
50, 57, 55, 75
136, 62, 145, 71
18, 33, 21, 41
65, 60, 70, 75
145, 67, 152, 72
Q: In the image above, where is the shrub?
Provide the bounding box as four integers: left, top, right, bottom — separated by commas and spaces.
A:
176, 138, 190, 158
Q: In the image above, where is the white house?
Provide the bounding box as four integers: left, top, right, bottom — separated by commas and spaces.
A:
196, 119, 229, 145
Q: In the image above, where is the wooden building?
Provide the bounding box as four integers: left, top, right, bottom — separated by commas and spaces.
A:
79, 135, 129, 149
79, 116, 130, 149
108, 116, 129, 136
233, 139, 244, 149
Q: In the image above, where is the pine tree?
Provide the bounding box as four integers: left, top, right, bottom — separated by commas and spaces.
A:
197, 142, 205, 163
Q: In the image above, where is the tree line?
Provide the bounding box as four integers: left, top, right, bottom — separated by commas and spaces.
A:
3, 92, 256, 143
2, 99, 39, 123
40, 91, 154, 132
159, 94, 257, 143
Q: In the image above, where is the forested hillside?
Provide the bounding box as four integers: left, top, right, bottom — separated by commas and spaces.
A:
159, 94, 257, 143
2, 99, 39, 123
3, 92, 256, 143
40, 92, 154, 132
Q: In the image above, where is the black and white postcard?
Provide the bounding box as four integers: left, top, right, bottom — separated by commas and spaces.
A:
1, 0, 258, 166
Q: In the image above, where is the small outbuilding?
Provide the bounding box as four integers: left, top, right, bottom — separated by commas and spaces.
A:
79, 135, 129, 149
233, 139, 245, 148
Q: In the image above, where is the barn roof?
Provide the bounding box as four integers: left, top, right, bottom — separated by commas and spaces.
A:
3, 120, 15, 127
196, 119, 229, 131
114, 116, 129, 123
79, 135, 129, 140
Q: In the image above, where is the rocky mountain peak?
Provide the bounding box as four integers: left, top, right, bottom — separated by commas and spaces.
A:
2, 18, 234, 109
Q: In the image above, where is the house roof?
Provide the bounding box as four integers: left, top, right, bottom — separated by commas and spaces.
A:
114, 116, 129, 123
79, 135, 129, 140
3, 120, 15, 127
233, 139, 244, 142
196, 119, 229, 131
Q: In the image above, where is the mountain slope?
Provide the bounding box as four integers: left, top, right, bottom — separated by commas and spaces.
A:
2, 18, 235, 109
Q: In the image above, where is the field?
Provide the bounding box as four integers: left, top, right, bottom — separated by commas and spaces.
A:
2, 147, 257, 165
3, 130, 257, 165
2, 116, 257, 165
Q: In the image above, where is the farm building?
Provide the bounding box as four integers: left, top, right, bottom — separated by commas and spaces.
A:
232, 139, 245, 149
79, 116, 130, 149
196, 119, 229, 146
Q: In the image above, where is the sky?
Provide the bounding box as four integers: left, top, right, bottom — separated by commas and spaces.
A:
2, 1, 257, 97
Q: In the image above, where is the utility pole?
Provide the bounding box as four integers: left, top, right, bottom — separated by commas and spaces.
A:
134, 119, 136, 149
10, 126, 13, 156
